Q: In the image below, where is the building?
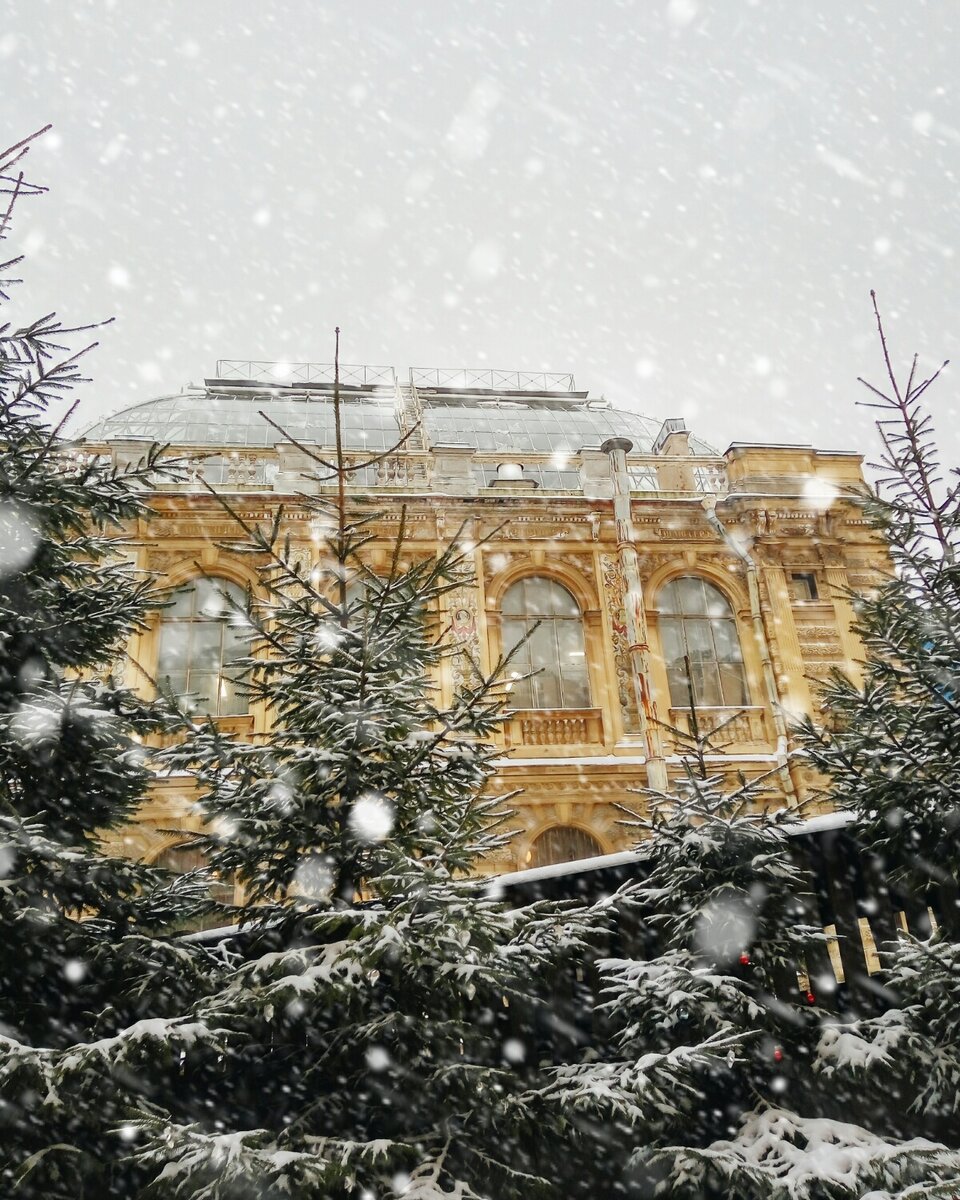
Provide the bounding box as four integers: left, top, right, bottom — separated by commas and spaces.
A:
82, 360, 886, 880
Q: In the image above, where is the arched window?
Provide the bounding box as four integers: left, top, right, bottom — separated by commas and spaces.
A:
501, 577, 590, 709
527, 825, 603, 868
658, 576, 748, 708
157, 577, 249, 715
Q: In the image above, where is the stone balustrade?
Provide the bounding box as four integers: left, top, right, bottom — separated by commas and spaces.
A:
665, 705, 771, 749
503, 707, 604, 749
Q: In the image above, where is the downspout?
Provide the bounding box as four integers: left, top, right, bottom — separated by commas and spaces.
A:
600, 437, 669, 791
701, 498, 800, 807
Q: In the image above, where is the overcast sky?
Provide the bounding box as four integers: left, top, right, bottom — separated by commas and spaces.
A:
5, 1, 959, 464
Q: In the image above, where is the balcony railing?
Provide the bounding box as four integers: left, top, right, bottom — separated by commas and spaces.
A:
503, 707, 604, 749
147, 713, 256, 750
139, 444, 725, 499
693, 461, 728, 495
627, 454, 728, 497
372, 454, 433, 487
184, 454, 275, 487
665, 706, 771, 748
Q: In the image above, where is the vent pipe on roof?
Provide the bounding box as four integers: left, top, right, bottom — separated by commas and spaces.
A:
489, 462, 538, 490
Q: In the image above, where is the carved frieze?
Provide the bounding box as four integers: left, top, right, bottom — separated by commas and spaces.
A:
655, 525, 718, 542
633, 550, 683, 574
805, 661, 845, 679
845, 571, 885, 591
284, 547, 314, 595
147, 522, 249, 540
488, 775, 641, 800
800, 642, 846, 659
793, 624, 844, 642
499, 520, 592, 541
147, 550, 193, 577
481, 550, 516, 582
794, 609, 844, 671
555, 551, 597, 579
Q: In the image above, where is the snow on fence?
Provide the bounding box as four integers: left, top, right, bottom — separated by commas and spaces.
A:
184, 813, 956, 1052
492, 813, 957, 1026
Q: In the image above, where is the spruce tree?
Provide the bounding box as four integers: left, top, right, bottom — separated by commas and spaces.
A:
527, 742, 840, 1198
136, 337, 607, 1199
601, 768, 958, 1197
0, 130, 222, 1199
528, 412, 960, 1200
793, 294, 960, 1187
801, 293, 960, 918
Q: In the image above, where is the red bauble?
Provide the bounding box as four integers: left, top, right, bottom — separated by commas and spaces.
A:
773, 1047, 784, 1063
805, 991, 815, 1005
738, 952, 751, 965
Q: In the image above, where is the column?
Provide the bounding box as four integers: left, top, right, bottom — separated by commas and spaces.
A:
600, 437, 668, 790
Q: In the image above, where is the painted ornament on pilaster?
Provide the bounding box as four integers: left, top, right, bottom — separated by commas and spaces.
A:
600, 554, 641, 734
448, 586, 482, 693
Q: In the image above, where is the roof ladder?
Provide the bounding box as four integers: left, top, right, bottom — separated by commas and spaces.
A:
395, 376, 428, 451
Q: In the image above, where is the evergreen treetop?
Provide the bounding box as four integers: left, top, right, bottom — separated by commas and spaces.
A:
0, 129, 221, 1200
800, 294, 960, 909
135, 335, 613, 1199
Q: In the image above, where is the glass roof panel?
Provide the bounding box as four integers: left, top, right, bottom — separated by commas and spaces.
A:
423, 401, 666, 454
82, 389, 717, 456
82, 393, 402, 451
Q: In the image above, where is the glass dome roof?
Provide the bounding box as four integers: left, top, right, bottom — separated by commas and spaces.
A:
422, 400, 708, 454
82, 391, 402, 451
82, 389, 716, 456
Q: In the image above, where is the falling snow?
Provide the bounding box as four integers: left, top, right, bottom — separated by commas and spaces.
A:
1, 2, 957, 463
4, 5, 960, 1199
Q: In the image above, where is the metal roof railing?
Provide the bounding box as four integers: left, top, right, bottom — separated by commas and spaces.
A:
409, 367, 577, 392
214, 361, 396, 388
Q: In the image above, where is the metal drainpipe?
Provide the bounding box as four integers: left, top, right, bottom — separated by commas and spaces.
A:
600, 437, 669, 791
701, 498, 800, 806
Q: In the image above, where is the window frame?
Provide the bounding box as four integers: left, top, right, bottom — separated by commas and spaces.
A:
657, 575, 749, 710
789, 571, 819, 603
500, 575, 592, 710
156, 576, 251, 716
526, 825, 604, 868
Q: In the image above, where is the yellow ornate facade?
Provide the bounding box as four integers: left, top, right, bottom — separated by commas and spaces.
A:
83, 362, 886, 880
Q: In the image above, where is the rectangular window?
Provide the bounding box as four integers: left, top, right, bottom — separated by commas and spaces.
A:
790, 572, 819, 602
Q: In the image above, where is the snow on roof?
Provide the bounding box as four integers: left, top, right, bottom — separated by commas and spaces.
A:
486, 807, 857, 890
487, 848, 646, 891
177, 808, 857, 944
780, 809, 857, 835
80, 377, 719, 457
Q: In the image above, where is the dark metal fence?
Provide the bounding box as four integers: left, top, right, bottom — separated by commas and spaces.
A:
186, 814, 952, 1032
495, 814, 949, 1024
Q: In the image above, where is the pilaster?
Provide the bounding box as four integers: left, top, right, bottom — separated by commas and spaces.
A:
759, 559, 814, 719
